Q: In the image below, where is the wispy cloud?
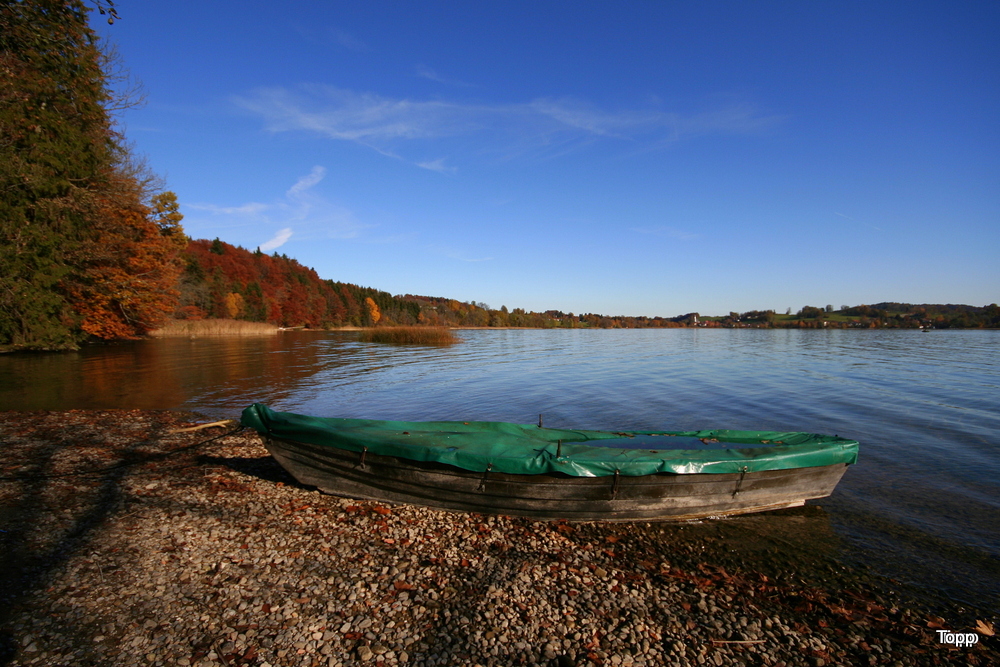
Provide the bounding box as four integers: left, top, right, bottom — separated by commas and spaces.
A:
287, 165, 326, 197
631, 226, 700, 241
416, 158, 455, 173
233, 85, 784, 169
415, 64, 477, 88
330, 28, 368, 52
833, 210, 882, 232
185, 167, 370, 246
258, 227, 293, 252
188, 202, 269, 217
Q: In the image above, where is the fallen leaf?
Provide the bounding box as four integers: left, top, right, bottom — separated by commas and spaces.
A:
975, 620, 995, 636
372, 506, 391, 515
394, 581, 415, 591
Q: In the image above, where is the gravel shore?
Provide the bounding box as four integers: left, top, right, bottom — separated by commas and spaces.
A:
1, 410, 995, 667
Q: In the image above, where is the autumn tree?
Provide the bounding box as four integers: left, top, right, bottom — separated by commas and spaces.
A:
365, 297, 381, 326
0, 0, 184, 349
60, 178, 187, 338
0, 0, 116, 349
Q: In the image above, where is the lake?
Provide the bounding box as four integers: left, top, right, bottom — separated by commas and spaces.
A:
2, 328, 997, 612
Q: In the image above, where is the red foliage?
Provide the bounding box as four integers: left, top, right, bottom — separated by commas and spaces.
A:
62, 178, 185, 339
176, 306, 205, 320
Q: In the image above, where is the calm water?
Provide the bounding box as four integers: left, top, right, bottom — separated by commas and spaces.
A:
2, 329, 998, 611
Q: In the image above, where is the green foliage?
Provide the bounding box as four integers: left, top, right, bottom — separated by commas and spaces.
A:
796, 305, 825, 319
0, 0, 115, 349
0, 2, 185, 350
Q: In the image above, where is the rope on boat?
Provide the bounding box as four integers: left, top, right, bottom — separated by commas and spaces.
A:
0, 421, 245, 483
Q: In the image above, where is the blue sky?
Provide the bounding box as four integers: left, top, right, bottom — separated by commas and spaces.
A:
96, 1, 999, 316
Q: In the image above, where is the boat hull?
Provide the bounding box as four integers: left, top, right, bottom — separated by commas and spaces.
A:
263, 435, 849, 522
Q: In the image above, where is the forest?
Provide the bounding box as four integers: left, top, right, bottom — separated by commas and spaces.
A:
1, 2, 997, 352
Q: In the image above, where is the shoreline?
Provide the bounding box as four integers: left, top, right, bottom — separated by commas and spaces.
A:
1, 410, 995, 666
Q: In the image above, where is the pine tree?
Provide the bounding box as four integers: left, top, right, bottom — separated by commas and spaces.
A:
0, 0, 115, 349
1, 1, 185, 349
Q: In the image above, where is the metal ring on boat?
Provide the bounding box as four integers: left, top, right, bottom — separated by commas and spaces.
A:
478, 463, 493, 491
732, 466, 749, 497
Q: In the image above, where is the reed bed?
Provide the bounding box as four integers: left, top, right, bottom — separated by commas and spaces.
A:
357, 326, 458, 345
147, 318, 279, 337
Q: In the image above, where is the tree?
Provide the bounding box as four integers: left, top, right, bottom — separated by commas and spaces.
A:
0, 0, 118, 349
0, 1, 185, 349
60, 179, 186, 338
797, 305, 824, 319
365, 297, 381, 325
152, 191, 184, 238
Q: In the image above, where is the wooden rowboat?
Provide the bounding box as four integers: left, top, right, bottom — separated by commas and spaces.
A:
240, 404, 858, 522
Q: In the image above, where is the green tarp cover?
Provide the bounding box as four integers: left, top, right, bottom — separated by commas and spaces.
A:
241, 403, 859, 478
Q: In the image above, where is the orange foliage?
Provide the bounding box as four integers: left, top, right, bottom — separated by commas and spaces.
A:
365, 297, 381, 325
62, 178, 186, 339
223, 292, 245, 319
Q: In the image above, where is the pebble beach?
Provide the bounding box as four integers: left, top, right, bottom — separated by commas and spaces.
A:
0, 410, 995, 667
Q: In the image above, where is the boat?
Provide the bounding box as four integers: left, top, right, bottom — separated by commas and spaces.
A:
240, 403, 859, 522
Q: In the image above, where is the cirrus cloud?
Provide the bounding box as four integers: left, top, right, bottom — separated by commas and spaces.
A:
233, 85, 785, 169
185, 166, 370, 248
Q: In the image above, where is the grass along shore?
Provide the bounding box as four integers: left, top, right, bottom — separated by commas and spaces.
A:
148, 318, 279, 337
357, 326, 458, 345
